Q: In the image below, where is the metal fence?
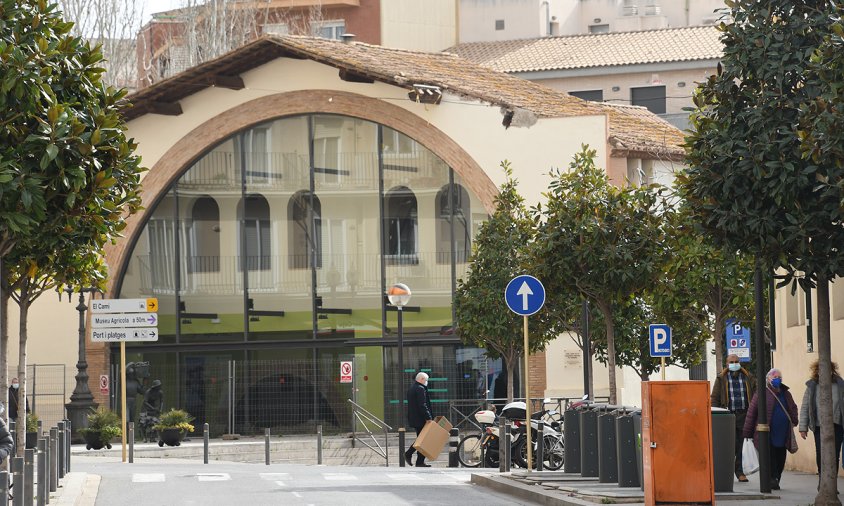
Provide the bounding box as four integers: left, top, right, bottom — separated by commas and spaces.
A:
25, 364, 66, 433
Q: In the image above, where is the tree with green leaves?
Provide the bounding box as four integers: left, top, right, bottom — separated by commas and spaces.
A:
0, 0, 144, 451
533, 146, 669, 404
681, 1, 842, 500
655, 202, 755, 369
455, 162, 555, 402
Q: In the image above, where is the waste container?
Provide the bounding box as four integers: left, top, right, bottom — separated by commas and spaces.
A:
711, 407, 736, 493
633, 411, 643, 490
616, 409, 640, 488
580, 406, 600, 477
564, 408, 582, 474
597, 408, 618, 483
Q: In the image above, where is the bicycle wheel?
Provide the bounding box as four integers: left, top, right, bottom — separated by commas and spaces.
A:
457, 434, 483, 467
543, 435, 564, 471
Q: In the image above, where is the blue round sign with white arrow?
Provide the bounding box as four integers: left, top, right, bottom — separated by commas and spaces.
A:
505, 275, 546, 316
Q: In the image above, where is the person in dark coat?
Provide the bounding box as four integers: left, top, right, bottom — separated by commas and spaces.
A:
743, 368, 799, 491
404, 372, 433, 467
8, 378, 29, 422
711, 354, 756, 482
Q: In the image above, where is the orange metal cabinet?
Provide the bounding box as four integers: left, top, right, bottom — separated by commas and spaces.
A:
642, 381, 715, 506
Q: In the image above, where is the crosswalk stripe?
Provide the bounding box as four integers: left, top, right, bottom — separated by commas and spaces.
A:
275, 481, 287, 487
132, 473, 165, 483
197, 473, 231, 482
260, 473, 290, 481
322, 473, 358, 481
386, 473, 423, 481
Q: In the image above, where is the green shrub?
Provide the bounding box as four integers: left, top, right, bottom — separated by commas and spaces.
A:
25, 412, 39, 433
80, 407, 122, 440
153, 409, 195, 433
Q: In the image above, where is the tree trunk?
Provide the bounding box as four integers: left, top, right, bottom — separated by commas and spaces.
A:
712, 315, 726, 371
597, 300, 617, 404
815, 276, 841, 505
0, 260, 7, 425
505, 354, 515, 403
15, 291, 29, 457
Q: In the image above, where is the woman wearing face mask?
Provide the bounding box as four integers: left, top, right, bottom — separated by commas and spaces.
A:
743, 368, 799, 490
7, 378, 29, 422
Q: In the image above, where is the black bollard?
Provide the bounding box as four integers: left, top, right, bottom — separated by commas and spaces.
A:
317, 425, 323, 465
37, 438, 47, 506
498, 418, 506, 473
504, 424, 512, 473
536, 422, 544, 472
12, 456, 23, 506
448, 428, 459, 467
56, 422, 65, 480
398, 428, 406, 468
48, 429, 57, 493
264, 428, 270, 465
24, 448, 35, 505
0, 471, 8, 506
64, 420, 71, 473
203, 423, 209, 465
128, 422, 134, 464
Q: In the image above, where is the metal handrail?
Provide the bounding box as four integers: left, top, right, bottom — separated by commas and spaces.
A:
347, 399, 393, 467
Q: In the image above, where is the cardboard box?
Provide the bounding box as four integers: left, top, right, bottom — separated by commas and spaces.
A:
412, 416, 453, 460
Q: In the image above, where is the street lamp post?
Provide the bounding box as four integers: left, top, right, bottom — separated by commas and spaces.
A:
64, 288, 100, 443
387, 283, 412, 401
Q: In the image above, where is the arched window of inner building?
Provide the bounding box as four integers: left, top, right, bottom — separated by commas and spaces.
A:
189, 196, 220, 273
384, 186, 418, 264
288, 191, 322, 269
436, 184, 471, 264
237, 194, 271, 271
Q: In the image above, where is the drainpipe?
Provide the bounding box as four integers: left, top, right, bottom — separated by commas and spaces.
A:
541, 1, 551, 36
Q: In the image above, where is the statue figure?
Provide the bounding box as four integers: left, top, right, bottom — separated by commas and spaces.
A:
125, 362, 150, 428
139, 380, 164, 442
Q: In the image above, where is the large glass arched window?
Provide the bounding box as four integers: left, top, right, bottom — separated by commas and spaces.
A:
238, 194, 271, 271
189, 196, 221, 273
288, 191, 322, 269
384, 186, 418, 264
436, 184, 471, 264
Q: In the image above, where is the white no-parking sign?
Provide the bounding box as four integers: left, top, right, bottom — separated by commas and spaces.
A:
340, 361, 353, 383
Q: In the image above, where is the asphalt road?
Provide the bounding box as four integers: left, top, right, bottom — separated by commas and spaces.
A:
75, 457, 535, 506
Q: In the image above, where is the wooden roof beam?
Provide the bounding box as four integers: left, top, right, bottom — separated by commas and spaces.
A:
339, 68, 374, 84
147, 101, 183, 116
208, 74, 245, 90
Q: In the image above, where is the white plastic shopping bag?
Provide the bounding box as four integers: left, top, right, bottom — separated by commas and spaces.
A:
742, 438, 759, 475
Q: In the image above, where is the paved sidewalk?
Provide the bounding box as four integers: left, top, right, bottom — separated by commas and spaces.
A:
472, 469, 831, 505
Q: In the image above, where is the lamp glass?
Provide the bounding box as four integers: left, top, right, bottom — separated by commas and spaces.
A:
387, 283, 412, 307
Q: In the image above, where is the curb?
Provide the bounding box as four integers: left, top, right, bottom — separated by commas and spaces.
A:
470, 473, 597, 506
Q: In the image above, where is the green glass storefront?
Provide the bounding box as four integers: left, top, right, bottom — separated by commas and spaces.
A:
112, 114, 498, 434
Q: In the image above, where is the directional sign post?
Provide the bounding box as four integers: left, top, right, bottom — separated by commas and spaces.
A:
505, 275, 546, 472
648, 324, 672, 380
95, 298, 158, 463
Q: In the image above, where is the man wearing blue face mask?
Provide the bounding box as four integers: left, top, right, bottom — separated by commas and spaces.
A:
711, 354, 756, 482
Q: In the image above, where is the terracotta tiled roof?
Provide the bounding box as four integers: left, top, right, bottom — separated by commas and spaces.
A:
446, 26, 722, 73
125, 35, 684, 159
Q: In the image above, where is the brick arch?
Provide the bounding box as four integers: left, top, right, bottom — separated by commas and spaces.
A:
104, 89, 497, 296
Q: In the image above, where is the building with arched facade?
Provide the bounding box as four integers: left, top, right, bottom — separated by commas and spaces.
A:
16, 35, 684, 435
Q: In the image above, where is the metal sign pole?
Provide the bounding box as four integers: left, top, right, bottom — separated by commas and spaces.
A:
524, 315, 532, 472
121, 341, 127, 463
660, 357, 665, 381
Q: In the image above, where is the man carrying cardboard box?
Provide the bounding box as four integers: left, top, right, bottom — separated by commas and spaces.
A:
405, 372, 433, 467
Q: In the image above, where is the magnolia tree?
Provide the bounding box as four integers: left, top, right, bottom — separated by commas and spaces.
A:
455, 163, 556, 402
532, 146, 669, 404
681, 1, 843, 501
0, 0, 144, 452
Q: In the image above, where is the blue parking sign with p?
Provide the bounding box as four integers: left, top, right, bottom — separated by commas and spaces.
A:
649, 324, 672, 357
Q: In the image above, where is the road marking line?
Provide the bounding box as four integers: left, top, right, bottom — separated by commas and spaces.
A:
275, 481, 287, 487
132, 473, 165, 483
197, 473, 231, 481
386, 473, 423, 480
322, 473, 358, 481
260, 473, 290, 481
291, 492, 303, 498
